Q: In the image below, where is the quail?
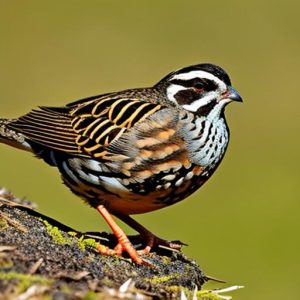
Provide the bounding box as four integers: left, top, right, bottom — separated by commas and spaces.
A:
0, 63, 242, 264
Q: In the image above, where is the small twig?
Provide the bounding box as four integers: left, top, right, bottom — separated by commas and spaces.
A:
158, 244, 181, 253
28, 258, 44, 275
0, 245, 16, 252
205, 274, 226, 283
54, 270, 90, 281
0, 211, 28, 232
0, 197, 33, 209
16, 285, 48, 300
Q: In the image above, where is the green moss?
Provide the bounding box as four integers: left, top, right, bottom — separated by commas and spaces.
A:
101, 277, 114, 288
196, 289, 229, 300
165, 286, 197, 299
165, 286, 196, 299
68, 231, 99, 251
0, 271, 52, 292
77, 236, 99, 250
166, 285, 242, 300
165, 285, 182, 293
82, 291, 98, 300
148, 274, 180, 285
198, 286, 244, 300
41, 221, 99, 251
0, 258, 13, 269
162, 256, 171, 265
0, 216, 8, 230
59, 283, 71, 294
41, 219, 70, 245
67, 231, 78, 237
83, 291, 109, 300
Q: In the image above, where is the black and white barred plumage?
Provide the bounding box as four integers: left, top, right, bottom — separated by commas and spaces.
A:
0, 63, 242, 261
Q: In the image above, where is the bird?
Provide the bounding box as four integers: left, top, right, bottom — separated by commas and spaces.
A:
0, 63, 242, 264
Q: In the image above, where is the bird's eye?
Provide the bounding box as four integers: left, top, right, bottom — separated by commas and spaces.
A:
194, 83, 205, 93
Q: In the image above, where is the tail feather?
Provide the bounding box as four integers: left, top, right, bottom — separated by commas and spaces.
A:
0, 118, 32, 152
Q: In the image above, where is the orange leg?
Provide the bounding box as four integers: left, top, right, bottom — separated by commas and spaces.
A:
115, 214, 183, 255
96, 205, 143, 264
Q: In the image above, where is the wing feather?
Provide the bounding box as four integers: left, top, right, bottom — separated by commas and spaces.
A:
8, 93, 164, 158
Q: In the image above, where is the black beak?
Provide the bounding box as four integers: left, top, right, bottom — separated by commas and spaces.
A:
227, 86, 243, 102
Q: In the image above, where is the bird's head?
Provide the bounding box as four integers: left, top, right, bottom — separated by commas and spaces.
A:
156, 63, 242, 116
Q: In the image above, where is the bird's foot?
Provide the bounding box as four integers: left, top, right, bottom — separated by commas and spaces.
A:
137, 232, 186, 255
96, 236, 145, 265
114, 214, 186, 255
95, 206, 185, 265
96, 205, 150, 265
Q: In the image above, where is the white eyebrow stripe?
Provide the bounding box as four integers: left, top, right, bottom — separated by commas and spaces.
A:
171, 70, 227, 91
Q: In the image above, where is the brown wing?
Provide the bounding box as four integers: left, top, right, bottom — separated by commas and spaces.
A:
8, 95, 162, 158
7, 108, 80, 154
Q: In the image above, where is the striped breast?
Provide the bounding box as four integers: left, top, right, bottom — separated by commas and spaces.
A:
180, 111, 230, 175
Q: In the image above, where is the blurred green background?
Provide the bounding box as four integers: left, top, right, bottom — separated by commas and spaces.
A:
0, 1, 299, 299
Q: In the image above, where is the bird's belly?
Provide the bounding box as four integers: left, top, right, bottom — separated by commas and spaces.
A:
82, 178, 203, 215
101, 191, 168, 215
63, 170, 206, 215
59, 157, 209, 215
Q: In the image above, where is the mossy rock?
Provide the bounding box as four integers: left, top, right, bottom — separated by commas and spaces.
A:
0, 190, 207, 299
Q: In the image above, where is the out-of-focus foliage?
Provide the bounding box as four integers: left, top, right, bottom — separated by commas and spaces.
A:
0, 1, 299, 299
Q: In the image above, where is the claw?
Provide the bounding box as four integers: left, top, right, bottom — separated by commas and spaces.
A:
137, 234, 184, 255
115, 213, 186, 255
96, 205, 184, 265
96, 241, 144, 265
96, 205, 145, 264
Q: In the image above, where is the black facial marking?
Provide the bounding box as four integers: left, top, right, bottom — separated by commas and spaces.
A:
174, 89, 200, 105
196, 100, 217, 116
202, 79, 218, 91
171, 78, 202, 88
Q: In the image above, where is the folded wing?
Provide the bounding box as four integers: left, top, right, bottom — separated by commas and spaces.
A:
7, 95, 162, 159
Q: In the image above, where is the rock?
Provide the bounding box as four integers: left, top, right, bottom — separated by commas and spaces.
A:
0, 191, 206, 299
